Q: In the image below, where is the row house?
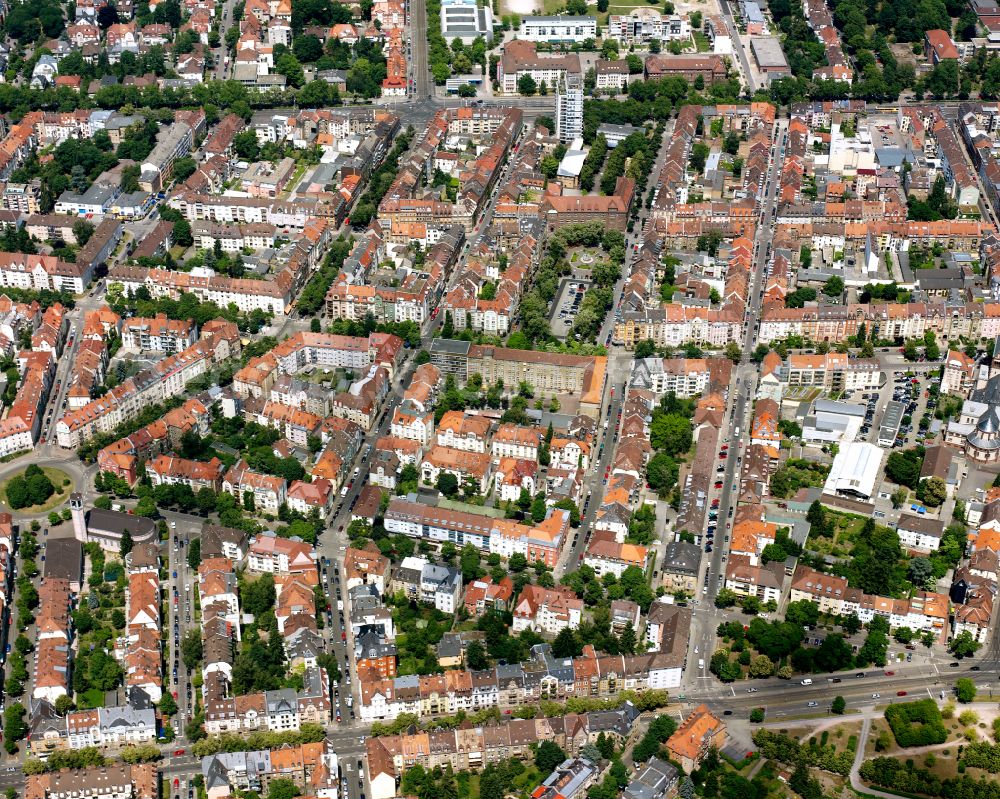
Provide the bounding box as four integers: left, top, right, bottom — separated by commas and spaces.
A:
366, 704, 640, 799
25, 764, 157, 799
33, 579, 72, 704
56, 322, 240, 448
200, 740, 340, 798
790, 565, 949, 634
358, 634, 689, 723
147, 454, 226, 492
384, 498, 569, 568
199, 557, 241, 634
95, 397, 212, 485
201, 666, 332, 735
64, 706, 157, 750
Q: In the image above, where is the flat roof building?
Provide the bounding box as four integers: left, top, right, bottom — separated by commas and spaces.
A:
750, 37, 791, 77
878, 400, 906, 447
518, 16, 597, 43
441, 0, 494, 44
823, 442, 886, 501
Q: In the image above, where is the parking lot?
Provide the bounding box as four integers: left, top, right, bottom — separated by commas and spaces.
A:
847, 367, 936, 448
549, 278, 590, 339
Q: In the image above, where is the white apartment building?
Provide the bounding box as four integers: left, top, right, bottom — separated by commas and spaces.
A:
555, 74, 584, 143
606, 9, 690, 46
895, 513, 944, 552
518, 16, 597, 43
390, 403, 434, 445
491, 424, 541, 460
121, 315, 197, 353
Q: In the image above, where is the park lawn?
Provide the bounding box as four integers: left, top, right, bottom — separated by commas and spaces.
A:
0, 467, 74, 515
694, 31, 711, 51
510, 765, 545, 797
807, 508, 865, 558
608, 0, 656, 12
814, 721, 863, 755
78, 688, 106, 709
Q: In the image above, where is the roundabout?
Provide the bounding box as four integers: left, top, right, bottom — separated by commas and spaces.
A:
0, 457, 90, 518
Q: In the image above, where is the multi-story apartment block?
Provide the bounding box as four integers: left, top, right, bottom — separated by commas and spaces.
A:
790, 565, 949, 635
384, 499, 569, 568
247, 531, 316, 576
25, 763, 157, 799
606, 9, 689, 45
223, 460, 287, 513
491, 424, 542, 460
512, 584, 583, 634
147, 455, 226, 492
630, 357, 733, 397
56, 322, 240, 448
941, 349, 979, 397
120, 314, 197, 353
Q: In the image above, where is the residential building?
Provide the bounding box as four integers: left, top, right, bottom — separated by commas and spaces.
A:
518, 16, 597, 43
665, 705, 726, 773
555, 74, 584, 143
512, 584, 583, 635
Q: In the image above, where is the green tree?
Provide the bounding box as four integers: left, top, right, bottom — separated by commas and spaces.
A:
437, 472, 459, 496
956, 677, 977, 703
832, 695, 846, 714
182, 629, 203, 670
187, 538, 202, 570
119, 529, 133, 560
552, 627, 582, 658
465, 640, 489, 670
916, 476, 947, 507
268, 778, 302, 799
822, 275, 844, 296
159, 692, 178, 716
950, 631, 981, 659
530, 493, 548, 523
535, 740, 567, 773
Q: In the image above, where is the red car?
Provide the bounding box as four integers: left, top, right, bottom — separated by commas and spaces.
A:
896, 691, 907, 696
884, 671, 895, 676
341, 631, 347, 641
174, 779, 180, 788
174, 749, 186, 756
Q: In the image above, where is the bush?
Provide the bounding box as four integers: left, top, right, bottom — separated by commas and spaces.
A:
961, 741, 1000, 773
885, 700, 948, 747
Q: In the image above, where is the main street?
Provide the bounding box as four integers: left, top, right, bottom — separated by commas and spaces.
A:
701, 118, 788, 607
